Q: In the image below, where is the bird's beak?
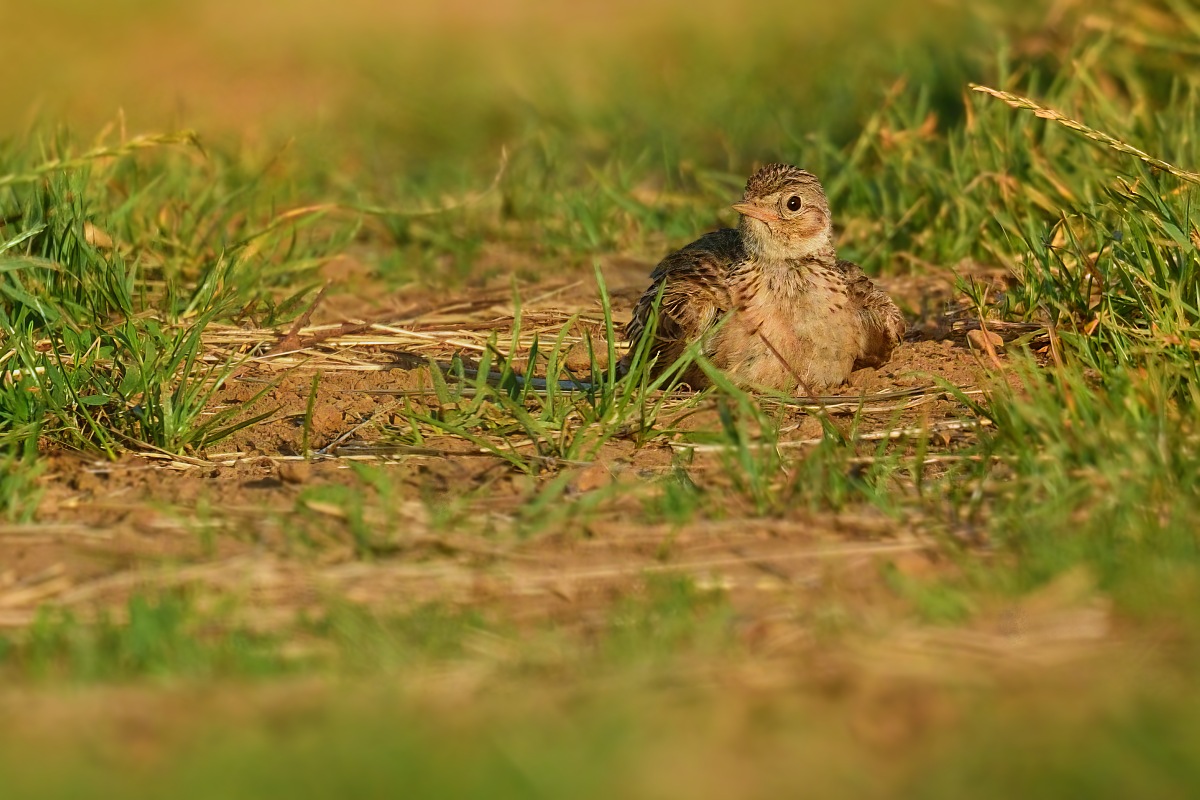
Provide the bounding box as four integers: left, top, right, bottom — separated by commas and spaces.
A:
731, 202, 780, 223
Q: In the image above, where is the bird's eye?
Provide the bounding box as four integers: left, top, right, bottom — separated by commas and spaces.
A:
786, 195, 802, 212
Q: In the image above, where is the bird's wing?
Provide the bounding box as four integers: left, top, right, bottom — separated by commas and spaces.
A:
625, 230, 740, 370
835, 259, 906, 369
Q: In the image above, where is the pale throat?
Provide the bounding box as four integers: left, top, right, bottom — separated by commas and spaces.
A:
739, 218, 835, 264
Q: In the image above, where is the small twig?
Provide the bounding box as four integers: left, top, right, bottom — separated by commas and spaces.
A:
672, 418, 992, 453
264, 283, 330, 357
317, 401, 401, 455
509, 539, 933, 585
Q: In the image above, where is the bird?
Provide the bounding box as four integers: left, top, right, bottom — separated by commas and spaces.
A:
624, 163, 905, 394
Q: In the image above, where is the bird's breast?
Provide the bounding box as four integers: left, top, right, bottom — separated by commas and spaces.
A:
717, 264, 866, 391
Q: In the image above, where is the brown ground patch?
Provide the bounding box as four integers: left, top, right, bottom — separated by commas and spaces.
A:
3, 265, 1125, 784
10, 265, 1031, 643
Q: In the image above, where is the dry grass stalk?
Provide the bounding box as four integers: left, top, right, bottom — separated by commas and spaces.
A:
971, 84, 1200, 185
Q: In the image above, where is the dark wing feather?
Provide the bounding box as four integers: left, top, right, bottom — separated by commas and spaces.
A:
835, 259, 906, 369
624, 229, 742, 383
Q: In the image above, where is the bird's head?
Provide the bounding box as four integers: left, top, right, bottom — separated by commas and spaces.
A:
733, 163, 833, 262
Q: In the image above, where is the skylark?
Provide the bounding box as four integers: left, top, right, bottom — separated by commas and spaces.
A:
625, 163, 905, 393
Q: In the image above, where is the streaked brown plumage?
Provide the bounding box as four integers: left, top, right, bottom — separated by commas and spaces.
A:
624, 163, 905, 393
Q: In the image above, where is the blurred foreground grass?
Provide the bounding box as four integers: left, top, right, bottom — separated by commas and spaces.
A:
7, 683, 1200, 800
2, 580, 1200, 799
3, 0, 1200, 795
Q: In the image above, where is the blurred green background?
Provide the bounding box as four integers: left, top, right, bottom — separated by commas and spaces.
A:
5, 0, 1047, 218
5, 0, 1160, 288
7, 0, 1016, 142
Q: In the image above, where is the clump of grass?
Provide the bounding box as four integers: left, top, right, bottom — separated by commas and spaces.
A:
312, 601, 495, 673
389, 264, 705, 476
601, 575, 735, 666
0, 128, 335, 456
0, 453, 42, 521
0, 592, 289, 682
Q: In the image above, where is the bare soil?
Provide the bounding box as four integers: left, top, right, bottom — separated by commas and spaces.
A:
9, 261, 1029, 641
